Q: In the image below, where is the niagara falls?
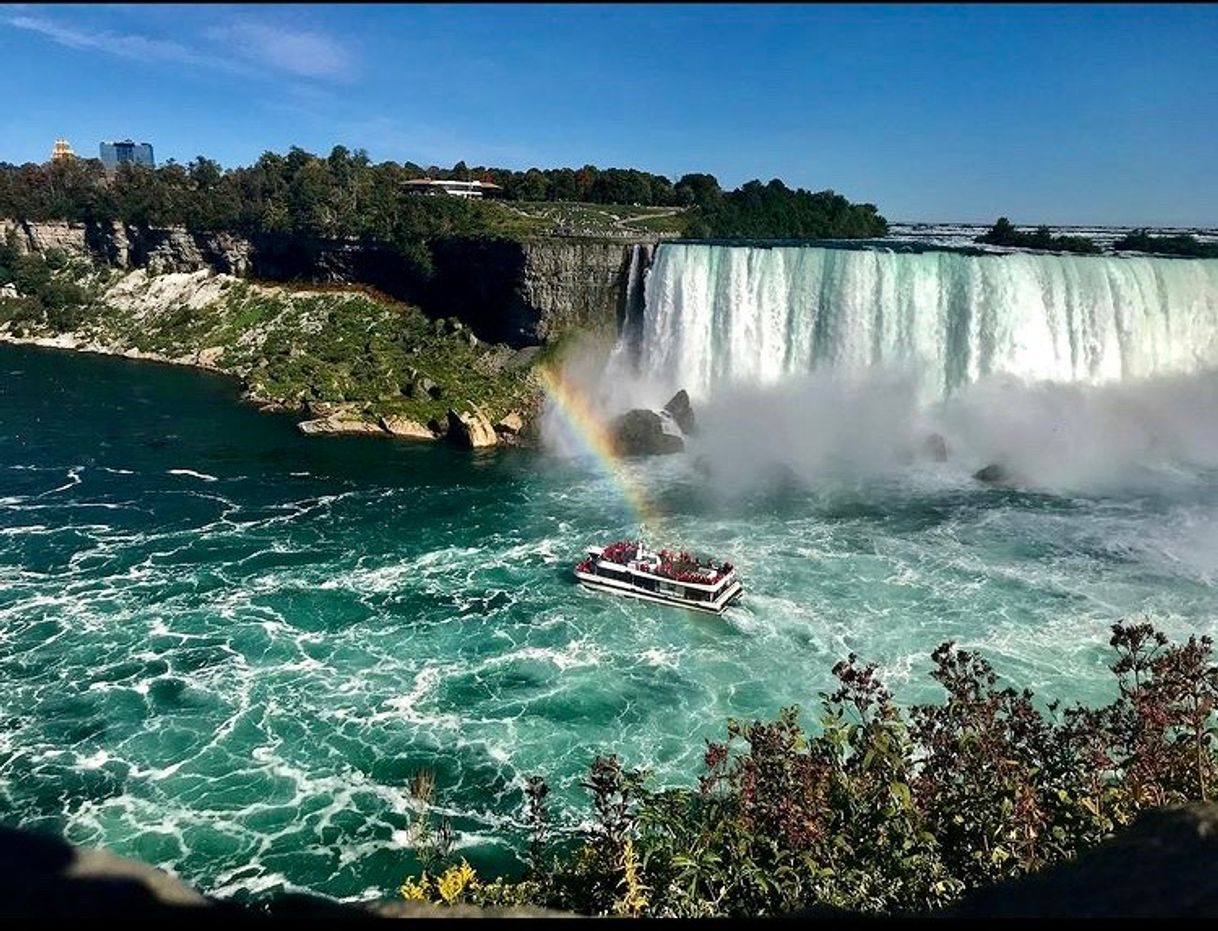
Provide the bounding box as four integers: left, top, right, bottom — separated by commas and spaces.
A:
3, 1, 1218, 921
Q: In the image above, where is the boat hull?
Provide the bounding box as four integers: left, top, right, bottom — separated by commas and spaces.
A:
575, 570, 743, 615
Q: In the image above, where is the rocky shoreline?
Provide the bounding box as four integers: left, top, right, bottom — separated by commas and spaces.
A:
0, 235, 554, 449
0, 327, 543, 451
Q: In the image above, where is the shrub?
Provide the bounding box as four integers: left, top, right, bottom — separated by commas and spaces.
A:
975, 218, 1100, 254
397, 620, 1218, 916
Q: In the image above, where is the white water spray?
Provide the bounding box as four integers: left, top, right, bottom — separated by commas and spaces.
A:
592, 243, 1218, 495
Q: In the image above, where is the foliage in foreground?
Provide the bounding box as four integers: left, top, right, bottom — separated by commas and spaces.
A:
976, 217, 1101, 254
400, 621, 1218, 916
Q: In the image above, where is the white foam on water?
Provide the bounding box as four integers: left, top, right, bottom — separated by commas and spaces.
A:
38, 466, 84, 496
167, 469, 219, 482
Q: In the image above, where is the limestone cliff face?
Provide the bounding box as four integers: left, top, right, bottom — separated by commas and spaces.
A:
2, 219, 252, 275
521, 238, 652, 341
428, 237, 654, 345
2, 219, 655, 346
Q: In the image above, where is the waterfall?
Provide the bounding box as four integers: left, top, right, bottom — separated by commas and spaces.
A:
593, 244, 657, 412
618, 243, 651, 363
632, 243, 1218, 402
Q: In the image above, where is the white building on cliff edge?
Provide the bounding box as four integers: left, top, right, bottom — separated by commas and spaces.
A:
402, 179, 502, 199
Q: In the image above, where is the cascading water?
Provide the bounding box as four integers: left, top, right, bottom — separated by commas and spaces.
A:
632, 243, 1218, 402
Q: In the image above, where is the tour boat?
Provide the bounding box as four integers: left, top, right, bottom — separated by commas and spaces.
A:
574, 540, 743, 614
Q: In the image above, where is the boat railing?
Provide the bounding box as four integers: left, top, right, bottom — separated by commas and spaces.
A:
591, 540, 736, 587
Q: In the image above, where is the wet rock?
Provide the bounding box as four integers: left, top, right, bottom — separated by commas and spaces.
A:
494, 411, 525, 435
974, 462, 1012, 485
380, 415, 437, 440
923, 432, 949, 462
257, 401, 295, 414
663, 388, 698, 436
611, 408, 685, 457
446, 405, 498, 448
297, 416, 384, 436
427, 416, 449, 438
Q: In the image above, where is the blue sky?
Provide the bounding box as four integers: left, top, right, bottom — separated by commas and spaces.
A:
2, 3, 1216, 225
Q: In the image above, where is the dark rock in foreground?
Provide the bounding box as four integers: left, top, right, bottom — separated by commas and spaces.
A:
944, 804, 1218, 917
611, 409, 685, 457
663, 389, 698, 436
609, 388, 697, 457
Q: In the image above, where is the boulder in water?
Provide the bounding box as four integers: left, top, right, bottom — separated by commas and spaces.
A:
663, 389, 698, 436
494, 411, 525, 435
611, 409, 685, 457
446, 405, 498, 448
380, 415, 437, 440
923, 432, 949, 462
297, 416, 384, 436
974, 462, 1012, 485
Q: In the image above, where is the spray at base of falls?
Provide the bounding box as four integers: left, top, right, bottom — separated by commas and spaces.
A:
539, 243, 1218, 499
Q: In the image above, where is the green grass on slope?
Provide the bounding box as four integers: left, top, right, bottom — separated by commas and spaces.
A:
0, 254, 538, 425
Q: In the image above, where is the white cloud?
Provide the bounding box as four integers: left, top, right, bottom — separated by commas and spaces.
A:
3, 12, 355, 82
206, 22, 356, 81
3, 13, 244, 72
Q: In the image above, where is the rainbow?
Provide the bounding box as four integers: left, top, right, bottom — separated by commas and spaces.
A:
537, 365, 663, 533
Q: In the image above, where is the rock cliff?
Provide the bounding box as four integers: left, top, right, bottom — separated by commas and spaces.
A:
1, 219, 655, 347
425, 237, 653, 345
1, 219, 252, 276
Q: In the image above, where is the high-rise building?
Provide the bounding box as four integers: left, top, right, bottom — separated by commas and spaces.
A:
99, 139, 155, 171
51, 139, 76, 162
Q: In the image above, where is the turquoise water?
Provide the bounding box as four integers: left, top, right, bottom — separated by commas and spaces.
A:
3, 343, 1218, 902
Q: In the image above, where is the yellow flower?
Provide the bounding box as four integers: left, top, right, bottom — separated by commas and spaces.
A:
616, 836, 650, 917
436, 859, 479, 904
400, 873, 432, 902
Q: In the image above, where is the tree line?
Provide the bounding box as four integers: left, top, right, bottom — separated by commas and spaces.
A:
0, 146, 888, 244
1112, 229, 1218, 258
975, 217, 1101, 254
977, 218, 1218, 258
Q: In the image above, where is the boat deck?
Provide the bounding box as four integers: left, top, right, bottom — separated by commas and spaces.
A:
575, 541, 743, 614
